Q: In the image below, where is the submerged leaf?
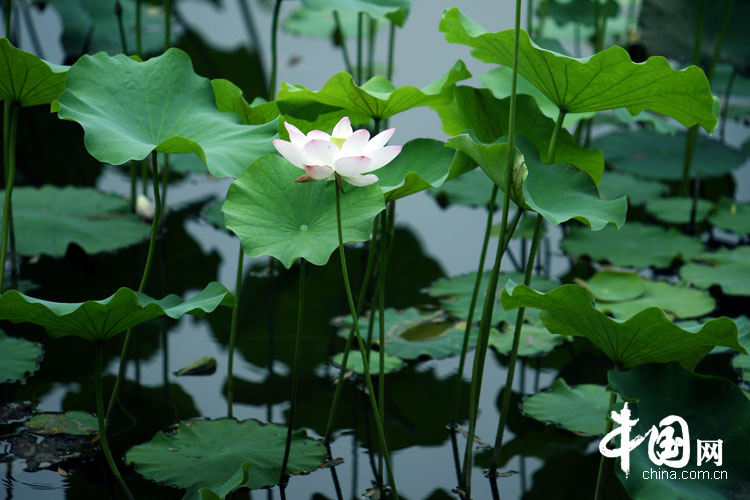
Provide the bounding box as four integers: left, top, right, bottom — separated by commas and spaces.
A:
0, 282, 235, 342
523, 379, 611, 435
0, 330, 43, 383
0, 38, 67, 106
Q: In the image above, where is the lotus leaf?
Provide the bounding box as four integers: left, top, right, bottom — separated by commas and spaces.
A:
0, 331, 43, 383
0, 38, 67, 106
523, 379, 611, 435
681, 247, 750, 296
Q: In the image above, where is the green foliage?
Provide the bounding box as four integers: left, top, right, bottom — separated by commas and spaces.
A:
0, 330, 43, 383
523, 379, 611, 435
645, 197, 714, 225
709, 197, 750, 235
681, 247, 750, 296
26, 411, 98, 435
300, 0, 411, 26
489, 309, 564, 357
596, 172, 668, 207
331, 350, 403, 374
598, 280, 716, 320
0, 38, 67, 106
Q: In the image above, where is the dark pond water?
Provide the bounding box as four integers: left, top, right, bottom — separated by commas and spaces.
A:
1, 0, 749, 499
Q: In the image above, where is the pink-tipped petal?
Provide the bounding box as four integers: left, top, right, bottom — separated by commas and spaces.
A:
343, 174, 379, 187
302, 139, 338, 167
334, 155, 372, 177
331, 116, 353, 139
363, 145, 402, 172
284, 122, 307, 148
273, 139, 306, 168
303, 164, 334, 180
294, 173, 314, 183
364, 128, 395, 154
307, 130, 331, 141
341, 129, 371, 155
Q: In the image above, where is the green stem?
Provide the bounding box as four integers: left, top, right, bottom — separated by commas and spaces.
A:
0, 104, 17, 293
96, 343, 135, 500
114, 1, 129, 54
549, 110, 567, 162
106, 151, 162, 418
333, 11, 354, 76
135, 0, 142, 57
386, 21, 396, 82
707, 0, 733, 83
489, 213, 544, 477
335, 179, 398, 500
280, 258, 305, 486
536, 0, 548, 38
226, 241, 244, 418
593, 391, 618, 500
4, 0, 10, 39
593, 0, 601, 52
268, 0, 282, 100
367, 14, 376, 80
160, 154, 170, 210
376, 210, 387, 488
356, 12, 363, 84
598, 0, 612, 51
719, 68, 736, 143
129, 162, 137, 212
527, 0, 533, 37
164, 0, 171, 50
237, 0, 266, 86
141, 159, 148, 196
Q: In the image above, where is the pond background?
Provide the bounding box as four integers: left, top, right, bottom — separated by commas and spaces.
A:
2, 0, 749, 499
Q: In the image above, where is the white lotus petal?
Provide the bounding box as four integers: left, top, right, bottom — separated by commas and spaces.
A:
364, 145, 402, 172
342, 174, 379, 187
284, 122, 307, 148
273, 139, 305, 169
365, 128, 395, 154
307, 130, 331, 141
334, 155, 372, 177
332, 116, 353, 139
303, 164, 334, 180
341, 129, 371, 156
302, 139, 338, 167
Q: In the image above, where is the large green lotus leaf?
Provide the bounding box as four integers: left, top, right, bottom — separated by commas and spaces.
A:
608, 363, 750, 500
276, 61, 470, 120
211, 79, 279, 125
428, 271, 557, 325
56, 48, 278, 178
376, 138, 474, 202
0, 330, 43, 383
284, 6, 385, 38
126, 418, 326, 499
597, 171, 669, 207
481, 68, 593, 126
331, 350, 403, 374
523, 379, 611, 435
594, 130, 745, 180
0, 186, 150, 257
222, 155, 385, 269
709, 197, 750, 235
598, 280, 716, 320
489, 309, 564, 357
681, 247, 750, 296
0, 38, 67, 106
731, 316, 750, 381
0, 282, 235, 342
427, 167, 495, 208
563, 223, 703, 268
544, 0, 620, 27
583, 269, 645, 302
440, 8, 716, 131
26, 411, 98, 436
501, 280, 744, 368
300, 0, 410, 26
433, 86, 603, 183
45, 0, 176, 56
645, 197, 714, 225
446, 134, 626, 230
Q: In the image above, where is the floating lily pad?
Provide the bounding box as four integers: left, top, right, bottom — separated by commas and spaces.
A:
543, 0, 620, 27
596, 171, 669, 207
222, 155, 385, 269
681, 247, 750, 296
563, 222, 703, 268
126, 419, 326, 499
594, 130, 745, 180
440, 8, 716, 131
501, 280, 743, 369
447, 135, 626, 230
427, 167, 495, 208
0, 331, 43, 383
645, 197, 714, 225
300, 0, 410, 26
56, 48, 278, 178
489, 309, 564, 357
26, 411, 98, 436
174, 356, 217, 376
331, 350, 403, 374
0, 38, 67, 106
433, 87, 603, 183
582, 270, 645, 302
284, 6, 383, 38
0, 186, 150, 257
598, 280, 716, 320
522, 379, 611, 435
377, 139, 474, 202
277, 61, 470, 120
709, 197, 750, 235
609, 363, 750, 500
0, 282, 235, 342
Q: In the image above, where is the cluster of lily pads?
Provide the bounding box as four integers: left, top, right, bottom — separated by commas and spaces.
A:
1, 0, 749, 499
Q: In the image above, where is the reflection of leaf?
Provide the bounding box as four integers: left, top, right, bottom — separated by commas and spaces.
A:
440, 8, 716, 131
681, 247, 750, 296
223, 156, 385, 269
126, 419, 326, 499
501, 280, 744, 369
0, 186, 150, 257
0, 331, 43, 383
0, 38, 67, 106
523, 379, 610, 435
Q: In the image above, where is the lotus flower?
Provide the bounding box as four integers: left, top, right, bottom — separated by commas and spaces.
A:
272, 117, 402, 187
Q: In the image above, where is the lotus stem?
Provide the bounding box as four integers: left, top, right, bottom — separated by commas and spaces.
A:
0, 104, 18, 293
334, 177, 399, 500
135, 0, 142, 57
386, 21, 395, 81
356, 12, 363, 84
593, 390, 618, 500
332, 11, 354, 76
719, 68, 736, 143
95, 343, 135, 500
21, 1, 43, 58
280, 258, 305, 491
114, 0, 128, 54
527, 0, 533, 37
4, 0, 10, 39
268, 0, 282, 100
237, 0, 266, 87
164, 0, 171, 50
367, 14, 376, 80
376, 210, 388, 488
549, 110, 566, 162
226, 241, 245, 418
